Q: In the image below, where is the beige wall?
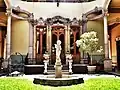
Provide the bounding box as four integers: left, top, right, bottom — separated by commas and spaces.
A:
87, 20, 104, 55
11, 19, 29, 55
11, 1, 105, 19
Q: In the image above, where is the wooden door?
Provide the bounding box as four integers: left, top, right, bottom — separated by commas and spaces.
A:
51, 26, 65, 64
117, 40, 120, 69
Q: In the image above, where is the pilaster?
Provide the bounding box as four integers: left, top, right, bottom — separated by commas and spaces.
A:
48, 25, 52, 55
82, 14, 87, 33
103, 9, 112, 71
6, 8, 12, 59
65, 25, 67, 53
46, 25, 49, 52
28, 13, 34, 58
67, 25, 70, 53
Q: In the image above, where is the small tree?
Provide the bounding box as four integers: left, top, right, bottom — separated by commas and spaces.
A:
76, 31, 103, 65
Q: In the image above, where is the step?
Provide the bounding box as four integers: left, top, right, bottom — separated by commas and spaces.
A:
47, 70, 69, 75
48, 65, 69, 70
48, 70, 69, 72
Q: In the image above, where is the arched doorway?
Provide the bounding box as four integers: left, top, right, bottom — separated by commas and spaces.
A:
70, 26, 80, 64
36, 26, 47, 64
51, 25, 65, 64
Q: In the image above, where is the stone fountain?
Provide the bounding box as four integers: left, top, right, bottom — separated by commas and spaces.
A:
33, 40, 84, 86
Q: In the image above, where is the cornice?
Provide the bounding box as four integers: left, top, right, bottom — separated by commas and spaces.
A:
12, 6, 31, 17
83, 7, 103, 21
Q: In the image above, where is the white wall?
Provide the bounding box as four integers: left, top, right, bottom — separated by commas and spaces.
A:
11, 0, 105, 19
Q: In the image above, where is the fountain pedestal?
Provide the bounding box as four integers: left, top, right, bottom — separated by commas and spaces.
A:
55, 58, 62, 78
55, 64, 62, 78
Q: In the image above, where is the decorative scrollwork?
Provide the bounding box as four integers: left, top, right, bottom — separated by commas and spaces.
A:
6, 8, 12, 16
46, 16, 70, 25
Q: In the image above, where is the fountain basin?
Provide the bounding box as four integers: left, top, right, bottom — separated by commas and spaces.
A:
33, 75, 84, 86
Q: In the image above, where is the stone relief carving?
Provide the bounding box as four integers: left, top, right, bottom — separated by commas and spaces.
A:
37, 17, 45, 25
71, 18, 80, 26
46, 16, 70, 25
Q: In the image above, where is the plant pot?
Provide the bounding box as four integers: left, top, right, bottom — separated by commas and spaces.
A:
87, 66, 96, 73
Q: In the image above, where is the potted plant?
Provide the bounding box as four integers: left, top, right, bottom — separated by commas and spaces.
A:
76, 31, 103, 73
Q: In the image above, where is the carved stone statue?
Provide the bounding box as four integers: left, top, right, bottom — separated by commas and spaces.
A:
54, 40, 62, 78
55, 40, 62, 61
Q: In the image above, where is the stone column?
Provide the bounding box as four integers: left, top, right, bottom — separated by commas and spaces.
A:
80, 26, 84, 60
103, 10, 112, 71
48, 25, 52, 55
28, 14, 34, 59
67, 25, 70, 53
33, 25, 36, 58
82, 14, 87, 59
47, 25, 52, 64
3, 38, 6, 59
46, 25, 49, 52
6, 8, 12, 59
82, 14, 87, 34
65, 25, 67, 53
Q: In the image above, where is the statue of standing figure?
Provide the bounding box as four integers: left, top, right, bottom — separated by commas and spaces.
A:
55, 40, 62, 61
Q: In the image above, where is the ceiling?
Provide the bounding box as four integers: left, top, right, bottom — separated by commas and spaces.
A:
108, 0, 120, 29
110, 0, 120, 8
109, 0, 120, 13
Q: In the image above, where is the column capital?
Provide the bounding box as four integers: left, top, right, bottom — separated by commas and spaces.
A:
6, 8, 12, 16
67, 24, 71, 30
82, 14, 88, 23
102, 9, 109, 17
28, 13, 36, 26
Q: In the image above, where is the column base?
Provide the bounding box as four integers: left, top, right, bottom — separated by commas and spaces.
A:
44, 72, 48, 75
104, 58, 112, 71
69, 72, 73, 75
55, 64, 62, 78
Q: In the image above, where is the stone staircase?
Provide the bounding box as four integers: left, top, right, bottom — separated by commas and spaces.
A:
47, 65, 69, 75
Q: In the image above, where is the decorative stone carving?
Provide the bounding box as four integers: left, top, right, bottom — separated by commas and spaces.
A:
82, 14, 87, 23
55, 40, 62, 61
66, 53, 72, 65
71, 18, 80, 26
6, 8, 12, 16
37, 17, 45, 26
12, 6, 31, 16
68, 59, 73, 74
46, 16, 70, 25
43, 60, 49, 74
